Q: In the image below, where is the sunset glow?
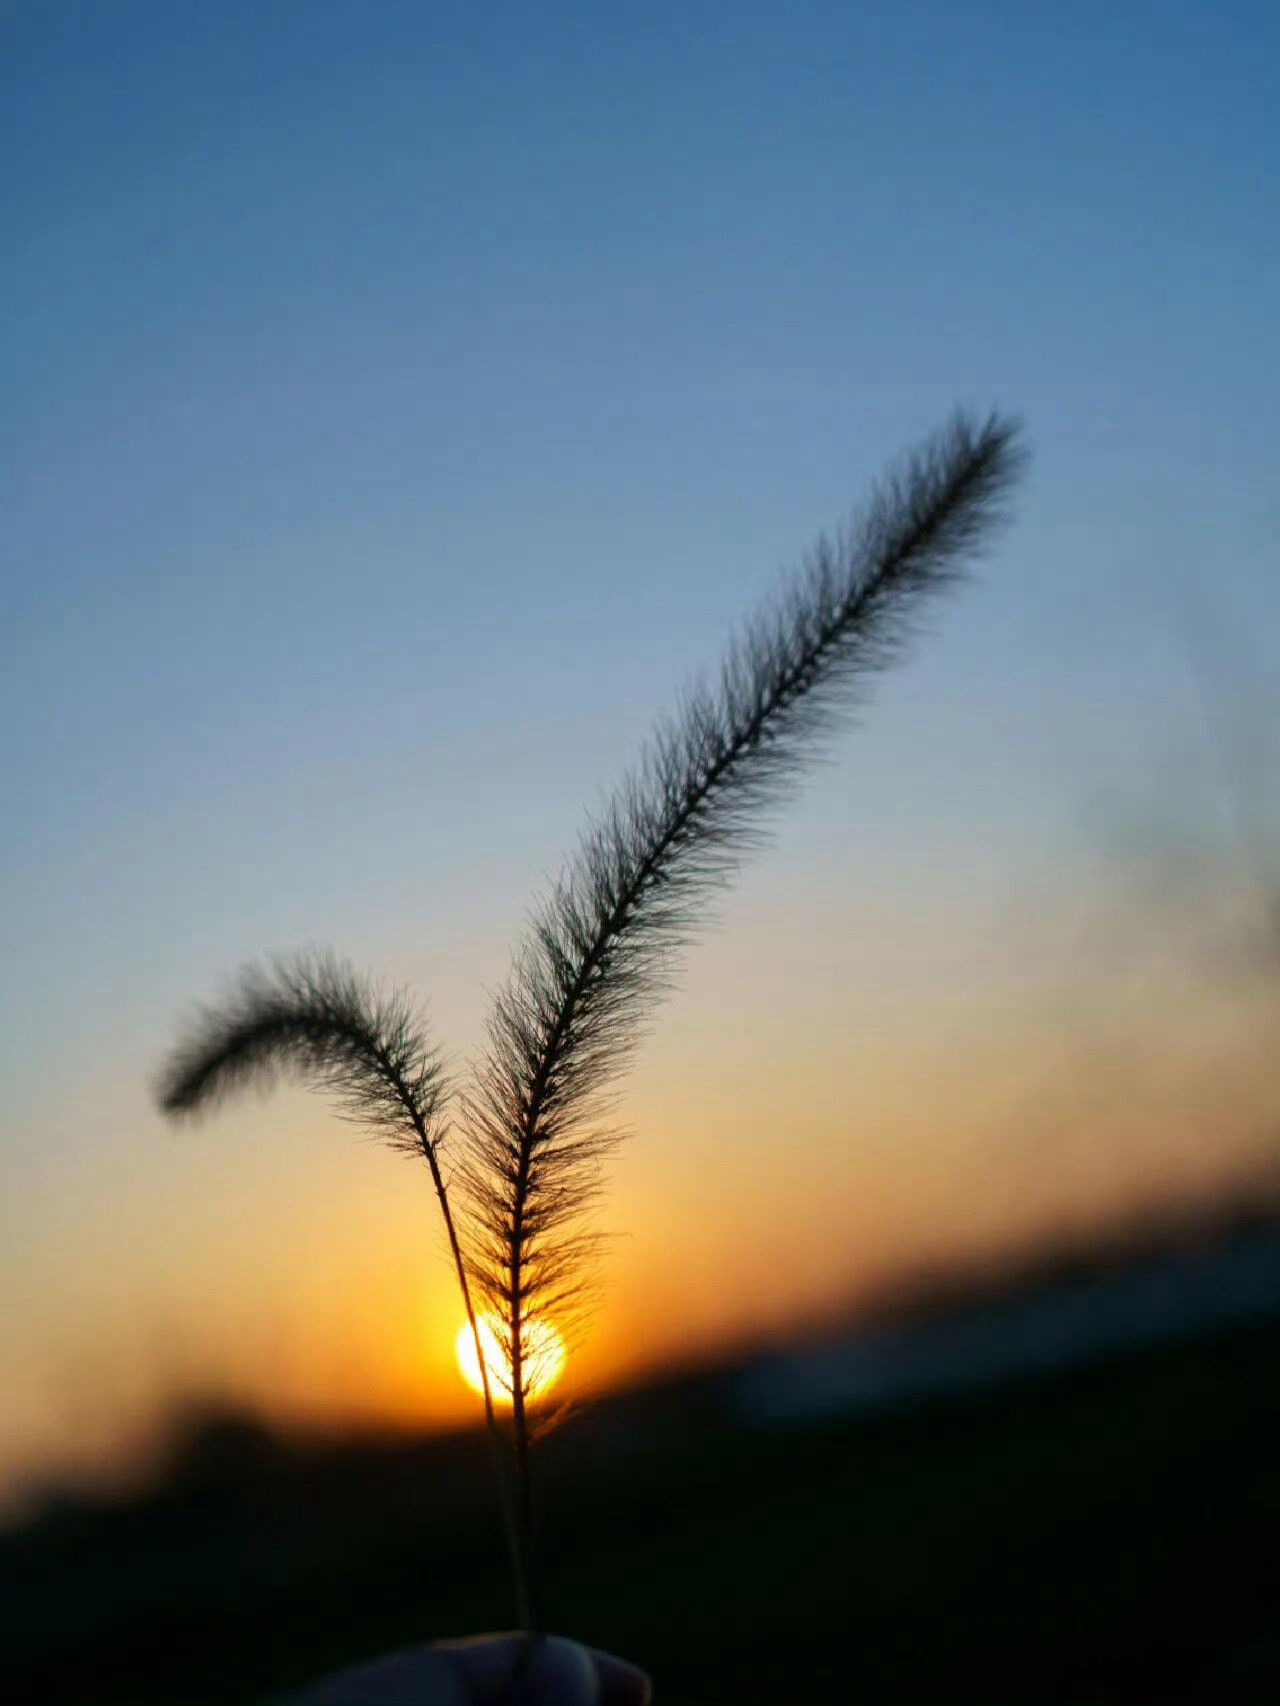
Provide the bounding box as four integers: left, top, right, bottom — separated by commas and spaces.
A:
1, 3, 1275, 1523
455, 1314, 567, 1404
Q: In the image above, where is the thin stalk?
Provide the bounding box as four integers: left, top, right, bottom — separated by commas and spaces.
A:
507, 1194, 539, 1634
407, 1097, 531, 1631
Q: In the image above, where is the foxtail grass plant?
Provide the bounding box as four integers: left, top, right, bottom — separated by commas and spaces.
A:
156, 409, 1026, 1635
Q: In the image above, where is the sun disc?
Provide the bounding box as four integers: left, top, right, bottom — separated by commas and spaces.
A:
455, 1314, 565, 1403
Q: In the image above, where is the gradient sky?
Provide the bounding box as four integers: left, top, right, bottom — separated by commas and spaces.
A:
3, 1, 1277, 1510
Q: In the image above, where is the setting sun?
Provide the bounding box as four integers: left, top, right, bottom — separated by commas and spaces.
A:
455, 1314, 567, 1405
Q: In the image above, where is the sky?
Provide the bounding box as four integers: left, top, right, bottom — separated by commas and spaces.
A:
2, 0, 1277, 1511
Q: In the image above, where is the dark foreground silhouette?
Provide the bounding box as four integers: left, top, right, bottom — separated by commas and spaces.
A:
3, 1223, 1276, 1705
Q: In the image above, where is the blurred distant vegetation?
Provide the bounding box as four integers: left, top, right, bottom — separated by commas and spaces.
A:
3, 1212, 1276, 1704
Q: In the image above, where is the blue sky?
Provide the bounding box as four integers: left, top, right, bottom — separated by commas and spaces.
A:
2, 0, 1276, 1503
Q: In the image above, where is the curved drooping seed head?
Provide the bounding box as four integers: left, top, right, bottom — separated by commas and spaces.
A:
156, 952, 446, 1156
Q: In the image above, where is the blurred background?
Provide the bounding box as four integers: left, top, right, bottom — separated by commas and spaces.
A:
3, 3, 1276, 1701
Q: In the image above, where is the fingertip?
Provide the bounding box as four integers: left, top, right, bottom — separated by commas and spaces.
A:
524, 1635, 597, 1703
590, 1648, 652, 1706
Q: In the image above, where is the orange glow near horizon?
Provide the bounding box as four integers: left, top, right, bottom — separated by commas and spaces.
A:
2, 898, 1274, 1512
455, 1314, 567, 1405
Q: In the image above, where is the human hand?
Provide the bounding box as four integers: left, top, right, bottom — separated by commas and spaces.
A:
283, 1632, 651, 1706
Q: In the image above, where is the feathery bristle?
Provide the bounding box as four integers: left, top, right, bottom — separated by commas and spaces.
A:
458, 411, 1026, 1540
156, 953, 445, 1156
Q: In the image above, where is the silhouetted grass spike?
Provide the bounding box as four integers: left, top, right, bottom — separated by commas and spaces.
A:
155, 953, 530, 1627
459, 410, 1026, 1620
